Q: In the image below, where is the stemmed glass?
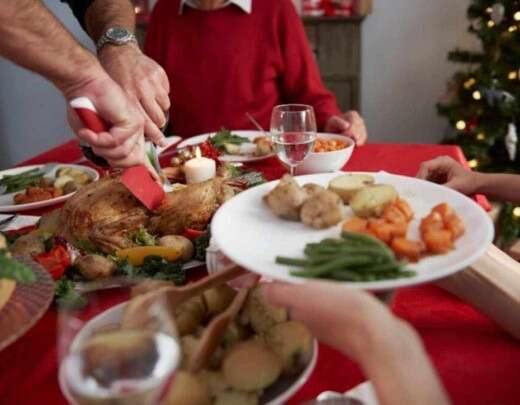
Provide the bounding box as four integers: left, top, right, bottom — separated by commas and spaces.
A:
58, 292, 181, 405
270, 104, 317, 176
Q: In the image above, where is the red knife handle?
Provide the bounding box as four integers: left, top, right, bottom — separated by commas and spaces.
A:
70, 97, 111, 167
69, 97, 109, 133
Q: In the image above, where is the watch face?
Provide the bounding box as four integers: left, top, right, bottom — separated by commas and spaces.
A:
106, 27, 131, 42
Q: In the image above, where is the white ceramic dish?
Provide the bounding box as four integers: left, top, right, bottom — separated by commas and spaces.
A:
60, 301, 318, 405
0, 164, 99, 213
177, 130, 275, 163
296, 133, 355, 174
212, 171, 494, 291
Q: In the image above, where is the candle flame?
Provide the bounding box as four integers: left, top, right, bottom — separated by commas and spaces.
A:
195, 146, 202, 159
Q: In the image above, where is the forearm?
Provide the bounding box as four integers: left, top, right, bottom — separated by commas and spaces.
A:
360, 320, 450, 405
0, 0, 102, 95
475, 173, 520, 203
84, 0, 136, 42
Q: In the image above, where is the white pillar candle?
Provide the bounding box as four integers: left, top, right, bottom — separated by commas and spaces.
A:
184, 147, 217, 184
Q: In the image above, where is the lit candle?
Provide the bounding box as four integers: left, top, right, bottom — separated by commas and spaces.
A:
184, 147, 216, 184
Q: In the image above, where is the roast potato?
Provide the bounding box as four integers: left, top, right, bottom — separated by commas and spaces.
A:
164, 370, 211, 405
214, 390, 258, 405
203, 284, 237, 317
300, 190, 343, 229
222, 340, 282, 391
265, 321, 313, 376
175, 295, 207, 336
263, 175, 307, 221
37, 209, 62, 237
328, 174, 375, 203
10, 233, 45, 257
158, 235, 194, 261
75, 254, 116, 280
198, 370, 229, 397
302, 183, 325, 198
350, 184, 398, 218
240, 285, 287, 335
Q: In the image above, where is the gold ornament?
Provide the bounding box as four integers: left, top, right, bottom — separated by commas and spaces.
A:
456, 120, 467, 130
463, 78, 477, 89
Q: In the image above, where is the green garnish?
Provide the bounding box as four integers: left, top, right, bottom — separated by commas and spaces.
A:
194, 232, 211, 261
133, 228, 156, 247
210, 128, 249, 150
115, 256, 185, 285
0, 251, 36, 283
54, 278, 87, 309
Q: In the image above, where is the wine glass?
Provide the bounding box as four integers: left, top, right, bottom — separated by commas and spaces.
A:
270, 104, 317, 176
58, 292, 181, 405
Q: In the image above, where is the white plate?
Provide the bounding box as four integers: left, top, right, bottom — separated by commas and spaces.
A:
177, 130, 275, 162
60, 301, 318, 405
212, 171, 494, 291
0, 164, 99, 213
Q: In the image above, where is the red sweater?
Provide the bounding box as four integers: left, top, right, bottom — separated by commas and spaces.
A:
145, 0, 341, 138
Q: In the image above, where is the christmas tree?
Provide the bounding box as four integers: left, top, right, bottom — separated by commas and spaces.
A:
438, 0, 520, 247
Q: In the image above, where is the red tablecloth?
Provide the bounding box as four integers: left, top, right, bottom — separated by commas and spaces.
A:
1, 140, 519, 404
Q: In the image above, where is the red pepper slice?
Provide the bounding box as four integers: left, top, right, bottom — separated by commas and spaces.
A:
34, 245, 71, 280
182, 228, 207, 241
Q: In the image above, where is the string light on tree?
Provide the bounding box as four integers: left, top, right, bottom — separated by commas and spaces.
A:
468, 159, 479, 168
487, 20, 495, 27
455, 120, 467, 130
508, 71, 518, 80
472, 90, 482, 100
464, 78, 477, 89
513, 207, 520, 218
509, 25, 518, 32
514, 11, 520, 21
477, 133, 486, 140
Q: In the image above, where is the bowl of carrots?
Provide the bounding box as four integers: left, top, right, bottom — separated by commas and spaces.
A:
296, 133, 355, 174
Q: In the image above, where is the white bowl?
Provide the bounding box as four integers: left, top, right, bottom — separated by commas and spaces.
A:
296, 133, 355, 175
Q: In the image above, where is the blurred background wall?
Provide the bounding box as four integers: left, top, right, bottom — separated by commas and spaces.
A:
0, 0, 476, 168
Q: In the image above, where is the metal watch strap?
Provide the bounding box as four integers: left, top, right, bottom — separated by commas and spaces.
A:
96, 29, 137, 52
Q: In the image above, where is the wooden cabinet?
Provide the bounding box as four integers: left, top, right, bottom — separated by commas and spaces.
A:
303, 16, 364, 112
137, 15, 364, 111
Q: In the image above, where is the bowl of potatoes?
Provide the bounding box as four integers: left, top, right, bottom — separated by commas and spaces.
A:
296, 133, 355, 175
61, 284, 318, 405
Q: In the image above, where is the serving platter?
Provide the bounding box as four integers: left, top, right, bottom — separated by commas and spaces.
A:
177, 130, 275, 163
0, 256, 54, 350
212, 171, 494, 291
0, 164, 99, 213
60, 302, 318, 405
0, 215, 205, 292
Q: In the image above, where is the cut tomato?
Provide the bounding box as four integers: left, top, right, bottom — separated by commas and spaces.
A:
182, 228, 207, 241
34, 245, 71, 280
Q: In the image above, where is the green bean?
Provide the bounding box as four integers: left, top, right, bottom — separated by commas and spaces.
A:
276, 257, 310, 267
300, 256, 375, 277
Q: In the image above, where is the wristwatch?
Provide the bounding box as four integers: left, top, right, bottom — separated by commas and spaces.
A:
96, 27, 137, 52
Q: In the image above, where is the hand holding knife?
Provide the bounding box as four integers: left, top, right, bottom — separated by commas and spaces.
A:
70, 97, 165, 211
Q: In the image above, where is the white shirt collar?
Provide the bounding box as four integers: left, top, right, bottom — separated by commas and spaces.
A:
179, 0, 252, 14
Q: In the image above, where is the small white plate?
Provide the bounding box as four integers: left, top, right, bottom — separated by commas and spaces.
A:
0, 164, 99, 213
177, 130, 275, 163
212, 171, 494, 291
